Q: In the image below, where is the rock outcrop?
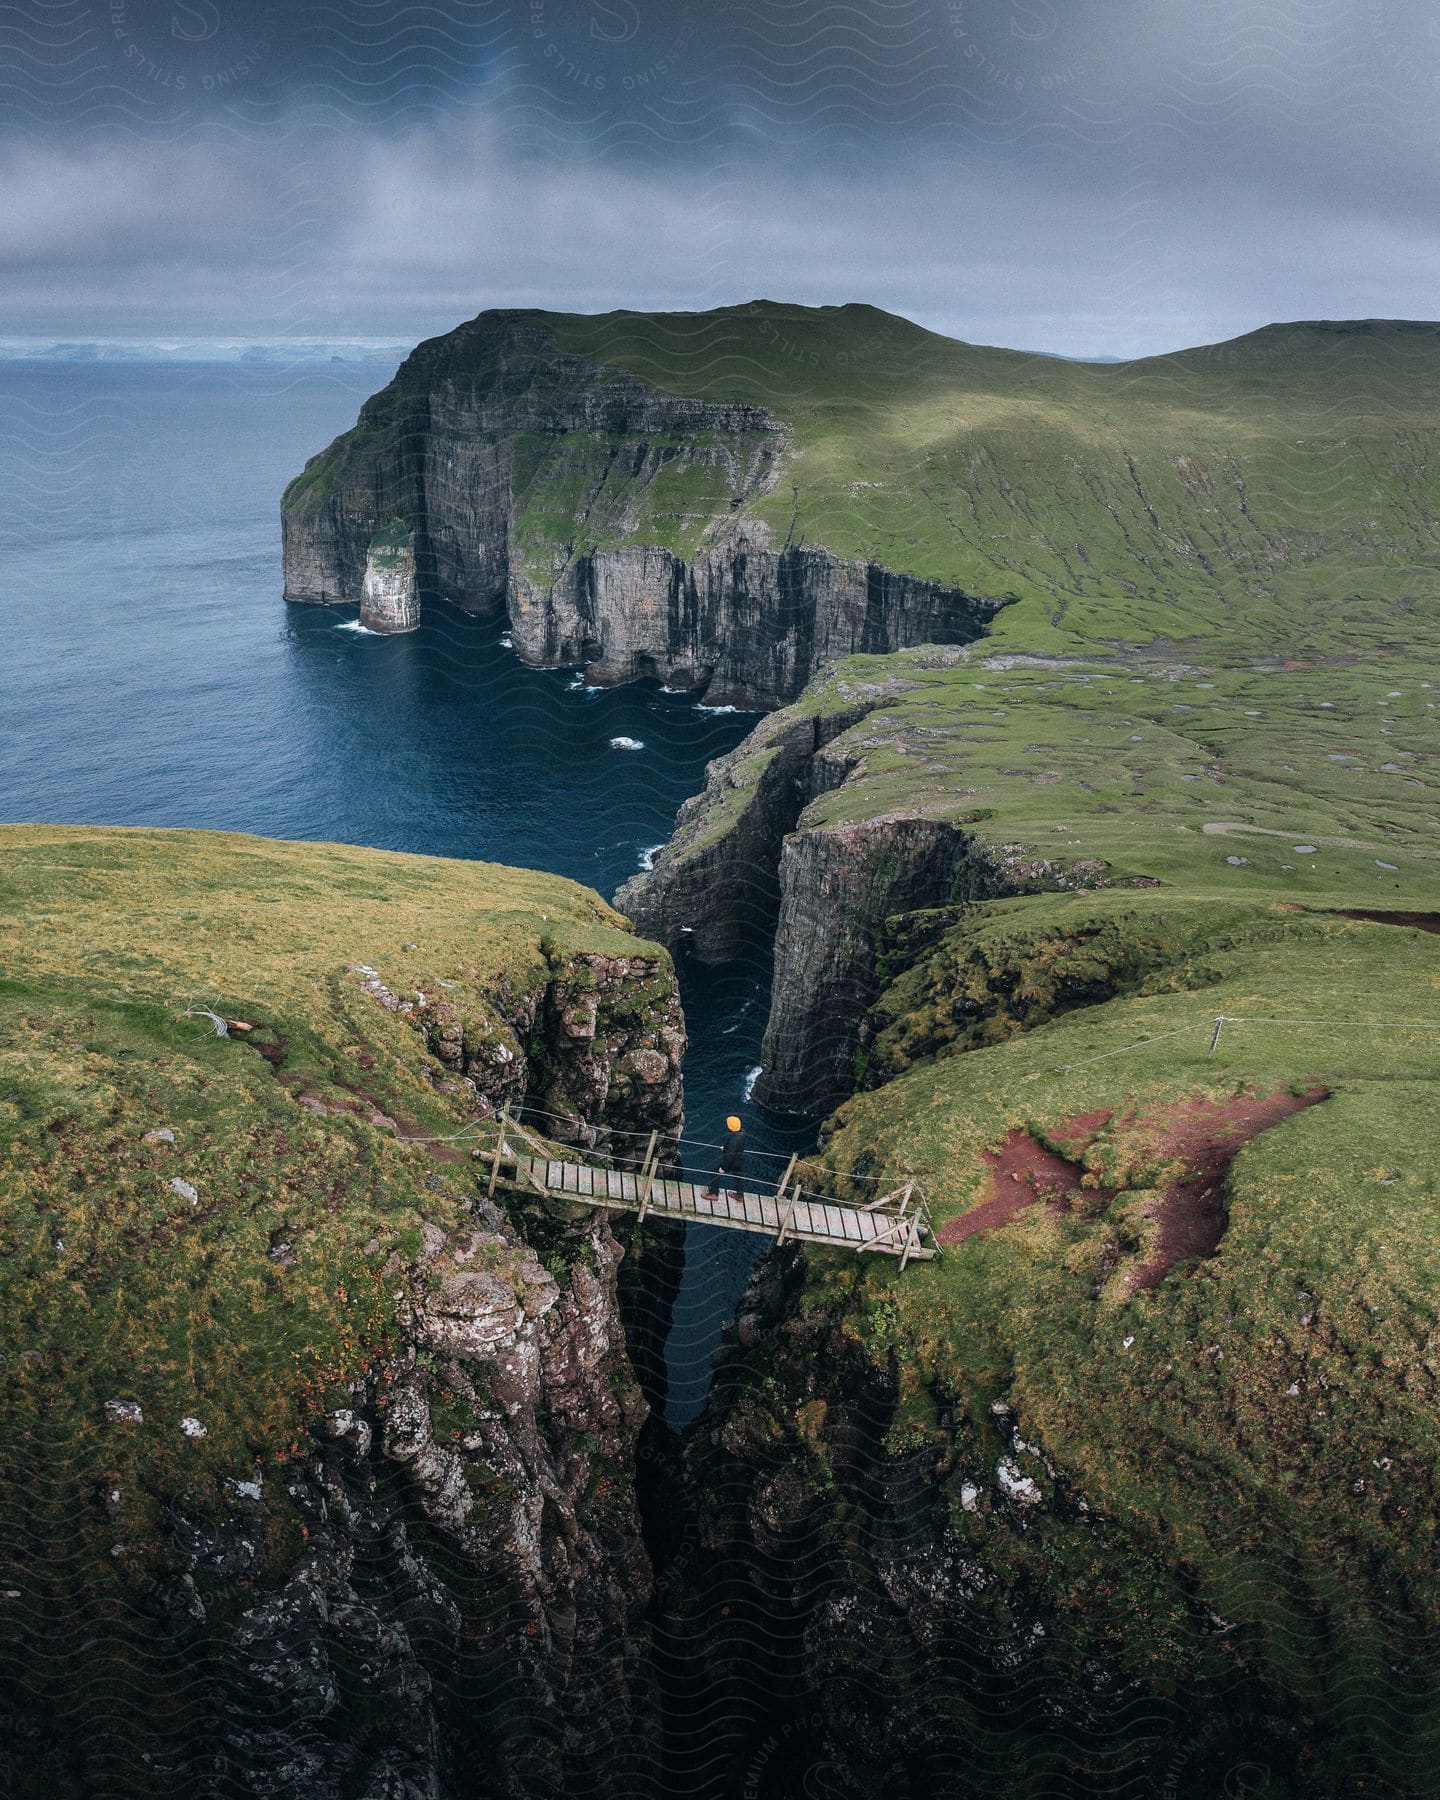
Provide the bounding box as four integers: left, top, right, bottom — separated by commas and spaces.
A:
360, 529, 419, 632
282, 311, 1006, 706
757, 814, 1005, 1114
412, 946, 687, 1157
618, 678, 1019, 1116
614, 702, 870, 963
164, 1205, 656, 1799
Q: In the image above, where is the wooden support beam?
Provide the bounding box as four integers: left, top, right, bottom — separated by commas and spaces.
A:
773, 1153, 799, 1243
635, 1131, 659, 1223
863, 1184, 908, 1212
857, 1213, 911, 1254
487, 1106, 509, 1199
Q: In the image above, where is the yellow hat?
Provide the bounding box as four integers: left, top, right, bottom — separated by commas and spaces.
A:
726, 1115, 742, 1132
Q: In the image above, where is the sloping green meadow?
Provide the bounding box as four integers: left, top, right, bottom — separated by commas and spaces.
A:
793, 644, 1437, 898
803, 897, 1440, 1770
0, 827, 642, 1587
548, 304, 1440, 657
750, 639, 1440, 1773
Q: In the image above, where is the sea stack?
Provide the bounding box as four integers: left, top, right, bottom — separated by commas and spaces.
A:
359, 522, 419, 632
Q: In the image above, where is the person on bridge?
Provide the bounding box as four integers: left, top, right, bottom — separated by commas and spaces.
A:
703, 1115, 747, 1202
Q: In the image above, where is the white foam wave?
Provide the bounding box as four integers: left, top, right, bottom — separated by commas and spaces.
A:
610, 737, 645, 751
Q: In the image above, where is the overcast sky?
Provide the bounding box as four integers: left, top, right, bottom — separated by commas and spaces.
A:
2, 0, 1438, 357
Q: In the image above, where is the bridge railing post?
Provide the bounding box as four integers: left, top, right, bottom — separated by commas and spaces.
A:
636, 1131, 660, 1222
487, 1105, 510, 1199
772, 1152, 799, 1243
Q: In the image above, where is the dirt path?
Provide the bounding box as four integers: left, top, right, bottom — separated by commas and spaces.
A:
1325, 908, 1440, 936
1201, 821, 1375, 851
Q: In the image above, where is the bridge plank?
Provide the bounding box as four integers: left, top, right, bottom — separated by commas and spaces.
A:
491, 1143, 932, 1262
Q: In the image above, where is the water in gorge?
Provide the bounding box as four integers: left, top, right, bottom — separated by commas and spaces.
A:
0, 359, 814, 1425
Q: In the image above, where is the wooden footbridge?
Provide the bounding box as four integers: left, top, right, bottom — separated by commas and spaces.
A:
478, 1110, 937, 1267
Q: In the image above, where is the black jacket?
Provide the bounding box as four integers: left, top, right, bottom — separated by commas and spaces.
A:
719, 1127, 746, 1173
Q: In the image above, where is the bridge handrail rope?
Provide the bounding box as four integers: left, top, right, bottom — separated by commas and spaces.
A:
1053, 1010, 1440, 1074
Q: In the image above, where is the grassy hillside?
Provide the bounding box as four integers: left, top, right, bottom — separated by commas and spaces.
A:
286, 302, 1440, 665
0, 826, 650, 1610
677, 635, 1438, 1778
552, 304, 1440, 657
787, 641, 1437, 897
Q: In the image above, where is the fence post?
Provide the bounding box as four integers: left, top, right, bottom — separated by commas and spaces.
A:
1208, 1016, 1225, 1058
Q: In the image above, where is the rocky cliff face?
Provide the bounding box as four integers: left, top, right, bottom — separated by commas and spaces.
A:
282, 312, 1006, 706
0, 873, 688, 1799
756, 815, 1006, 1114
618, 680, 1022, 1116
511, 538, 1004, 709
205, 948, 688, 1799
186, 1203, 657, 1800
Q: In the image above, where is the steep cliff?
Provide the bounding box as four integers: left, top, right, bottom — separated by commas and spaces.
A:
655, 886, 1440, 1797
0, 826, 686, 1798
282, 309, 1007, 707
614, 701, 870, 963
287, 306, 1440, 693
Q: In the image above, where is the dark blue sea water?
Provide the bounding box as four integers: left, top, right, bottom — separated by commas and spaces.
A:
0, 361, 809, 1422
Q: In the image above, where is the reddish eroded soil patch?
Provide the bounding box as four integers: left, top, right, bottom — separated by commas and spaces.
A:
1325, 908, 1440, 936
938, 1112, 1116, 1247
939, 1090, 1328, 1265
1048, 1108, 1113, 1146
1130, 1086, 1329, 1289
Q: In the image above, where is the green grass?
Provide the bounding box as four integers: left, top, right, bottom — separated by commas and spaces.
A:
285, 303, 1440, 666
367, 517, 414, 569
796, 899, 1440, 1770
0, 826, 645, 1580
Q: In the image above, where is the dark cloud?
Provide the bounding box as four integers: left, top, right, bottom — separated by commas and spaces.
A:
1, 0, 1437, 355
